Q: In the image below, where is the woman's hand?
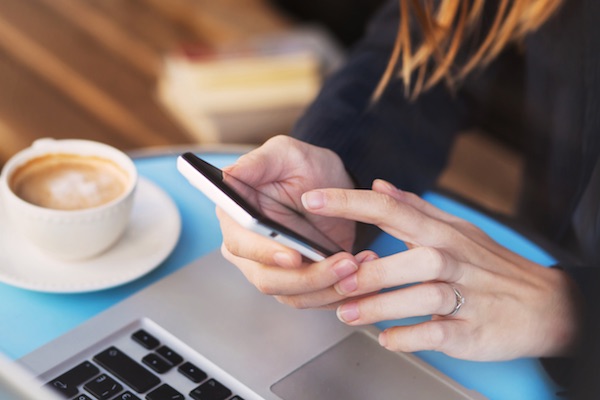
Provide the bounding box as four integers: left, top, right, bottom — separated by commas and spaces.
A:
301, 179, 582, 361
218, 135, 365, 308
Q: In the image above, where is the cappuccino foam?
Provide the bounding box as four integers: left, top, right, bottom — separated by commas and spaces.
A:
10, 154, 129, 210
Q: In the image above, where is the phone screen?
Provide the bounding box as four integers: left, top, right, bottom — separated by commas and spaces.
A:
180, 153, 345, 258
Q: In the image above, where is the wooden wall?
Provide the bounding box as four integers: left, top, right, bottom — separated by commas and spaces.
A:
0, 0, 290, 166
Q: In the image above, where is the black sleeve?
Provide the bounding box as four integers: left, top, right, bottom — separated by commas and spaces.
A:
541, 264, 600, 395
543, 162, 600, 393
569, 271, 600, 400
290, 0, 473, 193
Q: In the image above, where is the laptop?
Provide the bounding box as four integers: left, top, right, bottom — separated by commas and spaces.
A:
13, 250, 485, 399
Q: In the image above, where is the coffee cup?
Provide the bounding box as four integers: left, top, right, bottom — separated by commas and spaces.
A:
0, 138, 138, 261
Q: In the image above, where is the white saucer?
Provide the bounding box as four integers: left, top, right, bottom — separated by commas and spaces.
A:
0, 177, 181, 293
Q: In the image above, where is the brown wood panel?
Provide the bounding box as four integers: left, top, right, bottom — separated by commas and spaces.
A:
438, 131, 522, 215
37, 0, 161, 78
140, 0, 291, 45
0, 0, 187, 140
87, 0, 203, 53
0, 48, 125, 150
0, 0, 292, 169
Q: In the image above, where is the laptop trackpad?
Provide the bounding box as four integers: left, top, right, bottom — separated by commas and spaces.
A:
271, 331, 477, 400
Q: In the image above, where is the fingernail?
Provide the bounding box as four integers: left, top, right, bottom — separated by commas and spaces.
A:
378, 331, 388, 348
332, 259, 357, 279
273, 252, 294, 268
302, 191, 325, 210
334, 274, 358, 295
336, 302, 360, 323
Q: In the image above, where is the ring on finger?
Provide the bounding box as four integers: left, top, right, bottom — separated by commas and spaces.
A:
442, 286, 465, 317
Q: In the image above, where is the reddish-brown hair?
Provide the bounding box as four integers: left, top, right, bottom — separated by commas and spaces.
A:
373, 0, 563, 100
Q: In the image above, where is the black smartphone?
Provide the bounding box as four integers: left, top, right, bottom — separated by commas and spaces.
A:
177, 152, 345, 261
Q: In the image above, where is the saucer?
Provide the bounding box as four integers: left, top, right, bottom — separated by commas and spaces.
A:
0, 177, 181, 293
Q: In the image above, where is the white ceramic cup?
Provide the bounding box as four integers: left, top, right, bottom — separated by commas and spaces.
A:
0, 138, 138, 261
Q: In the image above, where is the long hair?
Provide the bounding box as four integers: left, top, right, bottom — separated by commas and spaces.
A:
373, 0, 564, 100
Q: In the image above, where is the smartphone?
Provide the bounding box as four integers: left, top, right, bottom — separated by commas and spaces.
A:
177, 152, 345, 261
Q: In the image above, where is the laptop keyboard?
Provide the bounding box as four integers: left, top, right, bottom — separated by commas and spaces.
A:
46, 328, 243, 400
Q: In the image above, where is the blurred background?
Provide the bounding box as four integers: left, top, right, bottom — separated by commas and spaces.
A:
0, 0, 521, 216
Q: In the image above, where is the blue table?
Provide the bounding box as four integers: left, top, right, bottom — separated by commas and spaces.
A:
0, 151, 562, 400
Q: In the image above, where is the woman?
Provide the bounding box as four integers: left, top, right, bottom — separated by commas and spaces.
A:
217, 0, 599, 378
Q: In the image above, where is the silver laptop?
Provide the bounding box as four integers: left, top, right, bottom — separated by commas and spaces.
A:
14, 250, 484, 399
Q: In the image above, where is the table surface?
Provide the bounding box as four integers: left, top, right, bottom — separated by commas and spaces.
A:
0, 151, 562, 400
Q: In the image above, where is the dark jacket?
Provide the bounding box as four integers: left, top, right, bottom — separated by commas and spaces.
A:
291, 0, 600, 396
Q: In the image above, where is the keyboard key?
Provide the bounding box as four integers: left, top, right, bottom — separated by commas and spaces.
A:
46, 361, 99, 398
142, 353, 173, 374
113, 391, 141, 400
94, 347, 160, 393
131, 329, 160, 350
83, 373, 122, 400
230, 397, 245, 400
146, 384, 185, 400
73, 395, 93, 400
156, 345, 183, 366
190, 378, 232, 400
178, 361, 207, 383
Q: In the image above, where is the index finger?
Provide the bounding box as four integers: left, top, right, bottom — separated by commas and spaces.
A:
301, 188, 449, 248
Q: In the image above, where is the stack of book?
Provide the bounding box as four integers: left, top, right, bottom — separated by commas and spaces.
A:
157, 27, 344, 144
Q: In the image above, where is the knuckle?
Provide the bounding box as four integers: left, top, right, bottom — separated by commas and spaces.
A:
253, 275, 277, 295
299, 271, 320, 291
379, 193, 399, 214
423, 283, 449, 309
422, 323, 449, 351
267, 134, 292, 146
282, 295, 310, 310
221, 235, 241, 258
402, 190, 421, 204
368, 193, 399, 225
453, 218, 481, 234
371, 263, 389, 287
418, 247, 448, 278
331, 189, 350, 208
259, 136, 285, 153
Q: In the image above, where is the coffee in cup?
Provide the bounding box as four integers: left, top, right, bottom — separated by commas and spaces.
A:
9, 153, 129, 211
0, 139, 138, 261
